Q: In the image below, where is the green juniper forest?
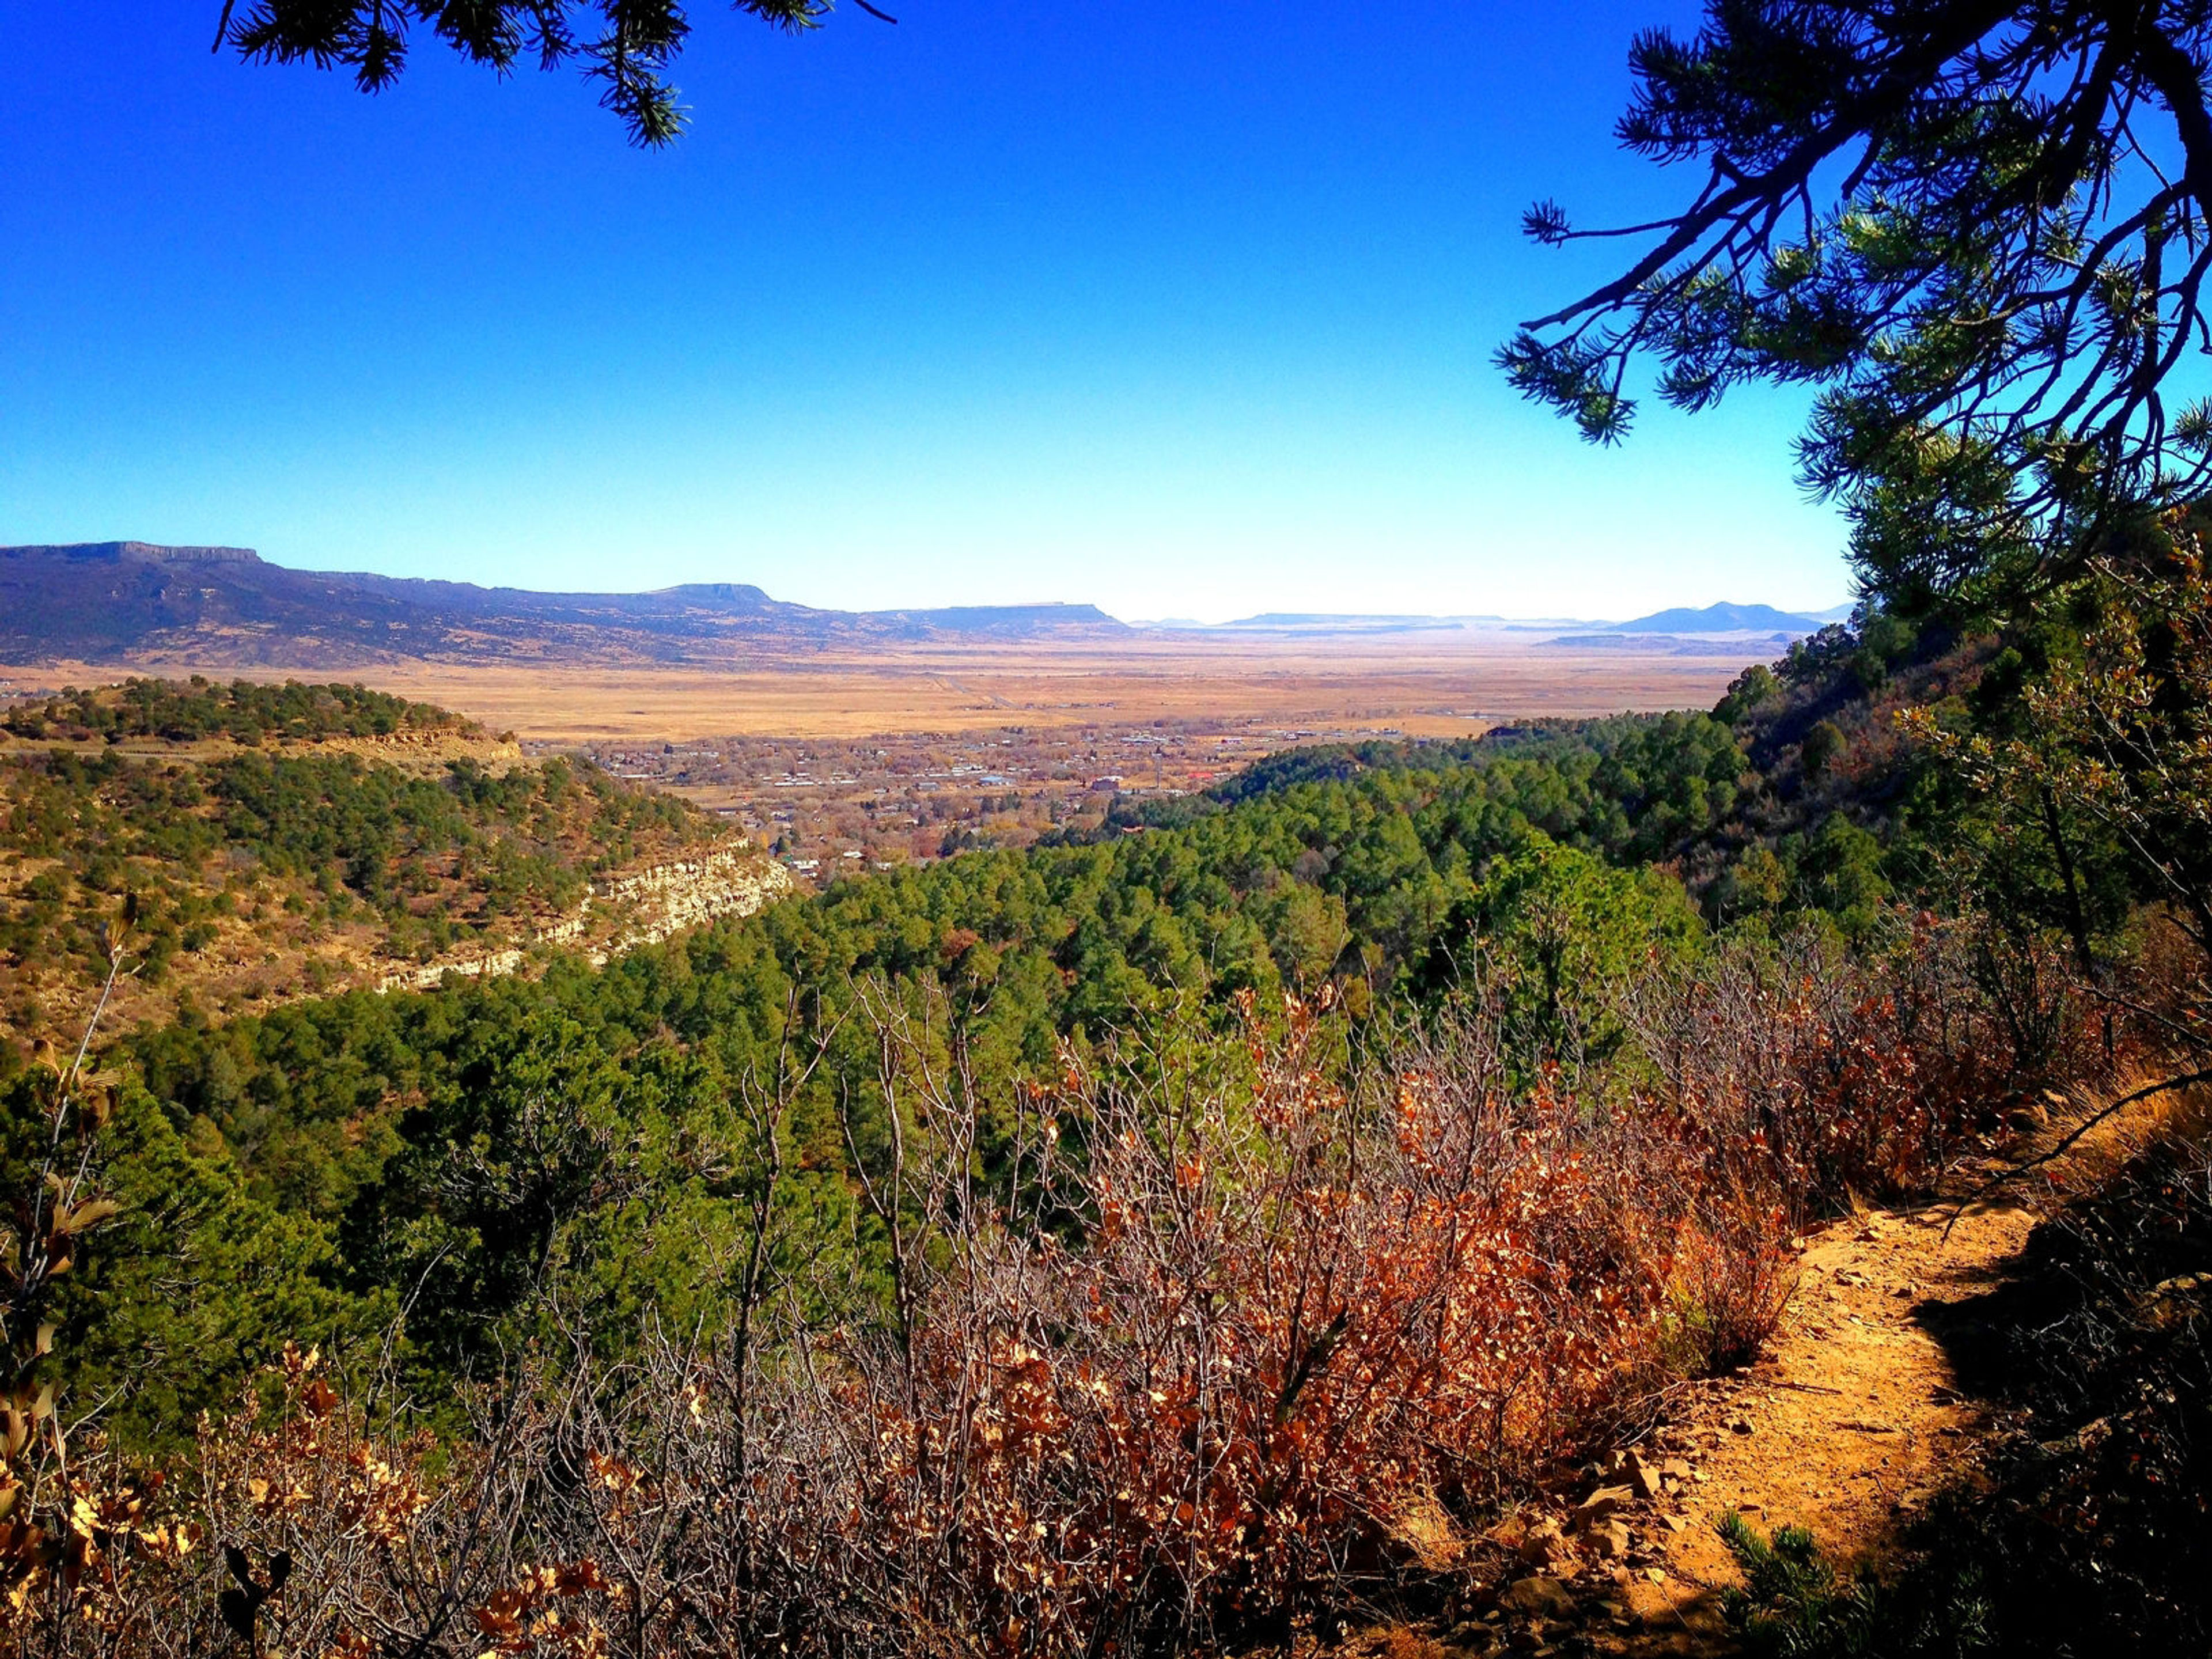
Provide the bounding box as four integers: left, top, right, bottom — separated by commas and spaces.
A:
5, 1, 2212, 1655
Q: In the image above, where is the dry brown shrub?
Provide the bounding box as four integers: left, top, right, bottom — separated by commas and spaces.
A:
805, 994, 1684, 1653
35, 916, 2115, 1657
4, 985, 1819, 1658
1619, 914, 2098, 1219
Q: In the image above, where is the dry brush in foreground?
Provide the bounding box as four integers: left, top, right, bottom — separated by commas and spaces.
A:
1, 923, 2096, 1657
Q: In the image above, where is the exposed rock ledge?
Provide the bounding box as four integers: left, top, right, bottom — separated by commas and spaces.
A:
376, 847, 791, 994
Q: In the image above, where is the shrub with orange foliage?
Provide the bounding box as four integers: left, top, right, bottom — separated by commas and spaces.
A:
14, 987, 1817, 1658
9, 907, 2103, 1659
810, 993, 1702, 1653
1621, 915, 2096, 1217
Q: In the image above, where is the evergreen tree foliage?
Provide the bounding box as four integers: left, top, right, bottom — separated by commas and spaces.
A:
1503, 2, 2212, 616
214, 0, 880, 145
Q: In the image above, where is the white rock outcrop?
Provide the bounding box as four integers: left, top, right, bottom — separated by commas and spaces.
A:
377, 847, 790, 994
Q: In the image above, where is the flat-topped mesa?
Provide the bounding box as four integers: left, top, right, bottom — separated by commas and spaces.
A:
0, 541, 1128, 665
4, 541, 264, 565
657, 581, 781, 610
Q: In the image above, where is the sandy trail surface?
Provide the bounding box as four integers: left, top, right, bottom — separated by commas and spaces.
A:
1338, 1088, 2177, 1657
1593, 1095, 2165, 1654
1607, 1194, 2037, 1650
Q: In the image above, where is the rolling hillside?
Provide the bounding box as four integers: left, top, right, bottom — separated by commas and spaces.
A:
0, 678, 783, 1043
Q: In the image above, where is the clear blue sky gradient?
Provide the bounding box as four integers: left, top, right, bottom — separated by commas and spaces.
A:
1, 1, 1853, 622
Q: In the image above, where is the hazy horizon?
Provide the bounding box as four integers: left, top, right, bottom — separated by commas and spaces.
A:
0, 537, 1848, 633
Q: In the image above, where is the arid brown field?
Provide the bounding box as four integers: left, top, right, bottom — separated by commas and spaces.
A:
3, 635, 1758, 743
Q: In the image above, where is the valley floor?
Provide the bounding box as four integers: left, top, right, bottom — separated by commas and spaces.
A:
2, 640, 1748, 743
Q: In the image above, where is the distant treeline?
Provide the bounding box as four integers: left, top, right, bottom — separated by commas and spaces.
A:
2, 677, 472, 745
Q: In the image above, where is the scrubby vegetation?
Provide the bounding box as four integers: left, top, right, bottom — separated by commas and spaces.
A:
0, 683, 724, 1033
0, 936, 2051, 1656
11, 0, 2212, 1645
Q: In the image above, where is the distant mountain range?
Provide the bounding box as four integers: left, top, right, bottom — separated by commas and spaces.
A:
0, 543, 1128, 667
1607, 601, 1842, 634
1209, 612, 1510, 632
1130, 612, 1593, 635
1527, 600, 1847, 654
0, 540, 1850, 668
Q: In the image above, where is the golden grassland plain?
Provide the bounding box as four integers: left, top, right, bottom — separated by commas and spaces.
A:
2, 636, 1754, 745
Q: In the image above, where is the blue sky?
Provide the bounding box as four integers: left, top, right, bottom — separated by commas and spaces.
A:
1, 1, 1851, 622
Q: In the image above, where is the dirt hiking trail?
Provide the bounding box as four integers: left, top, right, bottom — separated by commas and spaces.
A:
1369, 1082, 2181, 1658
1608, 1198, 2031, 1652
